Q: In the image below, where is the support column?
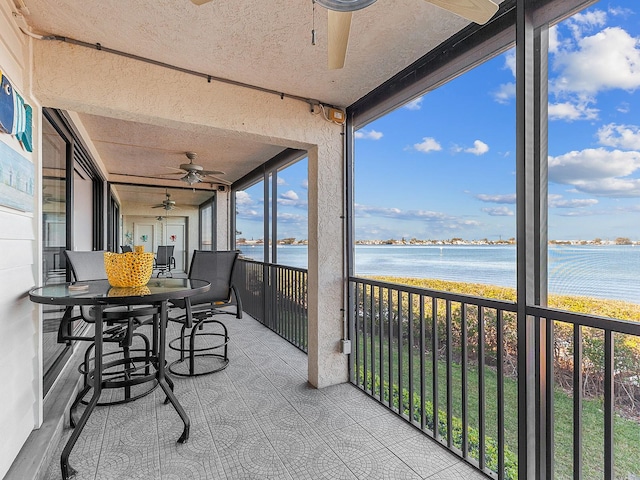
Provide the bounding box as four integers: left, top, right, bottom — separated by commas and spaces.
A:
307, 141, 348, 388
516, 0, 547, 478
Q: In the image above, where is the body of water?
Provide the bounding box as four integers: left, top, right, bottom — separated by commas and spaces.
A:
238, 244, 640, 304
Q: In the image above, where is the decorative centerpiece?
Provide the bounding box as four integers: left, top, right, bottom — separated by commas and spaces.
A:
108, 285, 151, 297
104, 251, 154, 287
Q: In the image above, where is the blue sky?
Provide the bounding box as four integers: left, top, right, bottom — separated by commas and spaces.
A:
237, 0, 640, 242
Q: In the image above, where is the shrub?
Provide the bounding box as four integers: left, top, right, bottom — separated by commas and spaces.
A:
357, 368, 518, 480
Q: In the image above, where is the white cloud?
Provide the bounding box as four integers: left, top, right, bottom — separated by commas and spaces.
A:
548, 194, 598, 208
482, 206, 514, 216
354, 129, 383, 140
277, 177, 287, 185
503, 50, 516, 77
235, 190, 255, 206
555, 209, 601, 217
571, 177, 640, 197
301, 179, 308, 190
548, 25, 561, 54
617, 102, 631, 113
404, 96, 423, 110
354, 203, 481, 229
475, 193, 516, 204
280, 190, 298, 201
549, 148, 640, 197
278, 189, 307, 207
597, 123, 640, 149
552, 27, 640, 95
609, 6, 634, 17
493, 82, 515, 104
277, 212, 307, 224
566, 9, 607, 40
549, 148, 640, 183
464, 140, 489, 155
236, 191, 262, 219
548, 101, 599, 121
236, 208, 261, 220
414, 137, 442, 153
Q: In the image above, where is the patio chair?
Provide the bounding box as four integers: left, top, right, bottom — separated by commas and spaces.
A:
120, 245, 132, 252
167, 250, 243, 376
154, 245, 175, 277
62, 250, 159, 423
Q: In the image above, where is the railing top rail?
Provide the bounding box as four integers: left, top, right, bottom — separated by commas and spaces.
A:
238, 257, 308, 274
349, 275, 518, 312
528, 305, 640, 336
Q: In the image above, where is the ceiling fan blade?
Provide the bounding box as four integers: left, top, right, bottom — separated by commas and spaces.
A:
425, 0, 498, 25
200, 169, 225, 176
190, 0, 213, 5
328, 10, 352, 70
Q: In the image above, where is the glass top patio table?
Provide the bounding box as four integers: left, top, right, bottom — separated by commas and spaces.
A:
29, 277, 210, 480
29, 278, 209, 306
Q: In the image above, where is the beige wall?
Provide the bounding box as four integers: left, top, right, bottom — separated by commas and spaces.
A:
0, 1, 42, 477
32, 39, 349, 390
121, 202, 199, 270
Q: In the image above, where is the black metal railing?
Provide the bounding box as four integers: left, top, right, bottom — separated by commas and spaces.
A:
529, 305, 640, 480
350, 276, 640, 479
350, 276, 518, 479
235, 258, 308, 352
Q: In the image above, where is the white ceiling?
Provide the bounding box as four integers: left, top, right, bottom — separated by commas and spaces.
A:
23, 0, 496, 201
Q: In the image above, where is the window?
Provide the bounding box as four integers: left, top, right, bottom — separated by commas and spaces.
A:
42, 115, 70, 392
234, 155, 308, 267
199, 198, 214, 250
41, 108, 105, 395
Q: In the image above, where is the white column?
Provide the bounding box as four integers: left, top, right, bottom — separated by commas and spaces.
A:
307, 142, 348, 388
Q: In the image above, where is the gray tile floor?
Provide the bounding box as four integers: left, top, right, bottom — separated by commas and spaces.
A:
44, 311, 488, 480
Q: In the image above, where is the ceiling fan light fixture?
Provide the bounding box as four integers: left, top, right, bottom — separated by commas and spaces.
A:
315, 0, 376, 12
182, 171, 201, 185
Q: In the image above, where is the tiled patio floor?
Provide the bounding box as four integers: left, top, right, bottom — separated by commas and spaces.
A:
44, 311, 488, 480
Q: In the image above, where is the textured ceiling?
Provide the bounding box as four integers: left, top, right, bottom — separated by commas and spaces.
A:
77, 113, 284, 186
23, 0, 492, 200
24, 0, 469, 107
111, 183, 214, 209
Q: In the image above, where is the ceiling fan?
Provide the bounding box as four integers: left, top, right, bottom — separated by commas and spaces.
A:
157, 151, 225, 186
190, 0, 499, 69
151, 191, 178, 211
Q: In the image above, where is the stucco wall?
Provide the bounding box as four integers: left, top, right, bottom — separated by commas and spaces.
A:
31, 39, 349, 389
0, 1, 41, 477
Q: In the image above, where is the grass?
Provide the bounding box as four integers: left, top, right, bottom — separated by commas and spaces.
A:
356, 276, 640, 479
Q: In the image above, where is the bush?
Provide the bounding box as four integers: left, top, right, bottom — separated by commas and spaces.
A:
357, 368, 518, 480
365, 276, 640, 410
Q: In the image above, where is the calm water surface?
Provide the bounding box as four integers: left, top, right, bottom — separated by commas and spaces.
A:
239, 244, 640, 304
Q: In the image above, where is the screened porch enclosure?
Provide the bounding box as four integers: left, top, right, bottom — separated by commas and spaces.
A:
235, 259, 640, 479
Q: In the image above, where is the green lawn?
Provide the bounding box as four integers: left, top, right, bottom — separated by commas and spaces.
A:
354, 334, 640, 479
355, 276, 640, 479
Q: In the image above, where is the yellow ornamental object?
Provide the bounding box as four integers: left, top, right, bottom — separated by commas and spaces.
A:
134, 245, 145, 253
104, 251, 154, 287
108, 285, 151, 297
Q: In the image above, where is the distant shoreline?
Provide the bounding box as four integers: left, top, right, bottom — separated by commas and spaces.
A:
237, 239, 638, 246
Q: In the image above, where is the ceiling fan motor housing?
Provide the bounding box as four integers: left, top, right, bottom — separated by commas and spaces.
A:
315, 0, 377, 11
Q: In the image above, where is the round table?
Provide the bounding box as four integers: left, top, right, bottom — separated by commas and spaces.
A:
30, 278, 210, 480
